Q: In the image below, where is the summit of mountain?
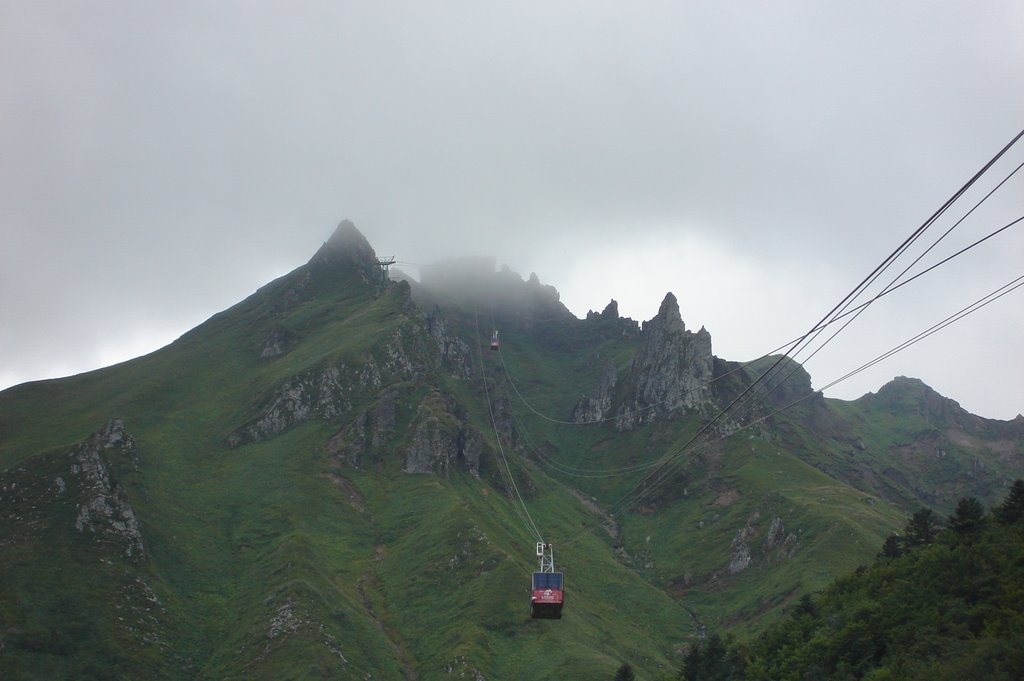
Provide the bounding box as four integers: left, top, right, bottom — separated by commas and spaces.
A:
1, 220, 1021, 678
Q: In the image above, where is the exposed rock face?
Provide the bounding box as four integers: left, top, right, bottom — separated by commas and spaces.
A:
573, 292, 714, 430
228, 324, 433, 447
259, 325, 296, 359
326, 387, 400, 467
69, 419, 145, 564
729, 514, 759, 574
762, 516, 798, 558
405, 411, 460, 476
426, 306, 473, 379
601, 299, 620, 319
404, 392, 484, 478
571, 361, 617, 423
309, 219, 381, 285
327, 389, 485, 478
228, 363, 373, 447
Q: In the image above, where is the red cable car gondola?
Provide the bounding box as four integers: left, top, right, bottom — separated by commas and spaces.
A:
490, 329, 500, 350
531, 542, 564, 619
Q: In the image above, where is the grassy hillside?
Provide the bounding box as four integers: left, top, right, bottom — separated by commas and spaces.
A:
2, 225, 1021, 679
678, 488, 1024, 680
0, 230, 694, 679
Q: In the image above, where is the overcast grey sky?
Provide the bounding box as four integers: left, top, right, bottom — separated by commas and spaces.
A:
2, 1, 1022, 419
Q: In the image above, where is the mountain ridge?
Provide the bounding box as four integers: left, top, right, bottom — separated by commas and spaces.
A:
1, 220, 1021, 679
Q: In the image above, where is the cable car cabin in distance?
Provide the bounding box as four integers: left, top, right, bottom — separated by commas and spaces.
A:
490, 330, 500, 350
531, 571, 564, 619
531, 542, 564, 619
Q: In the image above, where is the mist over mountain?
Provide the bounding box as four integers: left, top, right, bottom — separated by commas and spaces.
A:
1, 221, 1021, 679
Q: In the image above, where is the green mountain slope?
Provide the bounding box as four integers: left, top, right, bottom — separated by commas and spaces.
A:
679, 488, 1024, 680
2, 221, 1021, 679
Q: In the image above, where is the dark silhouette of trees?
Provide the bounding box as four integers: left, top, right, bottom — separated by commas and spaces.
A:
614, 662, 636, 681
878, 533, 903, 558
677, 484, 1024, 680
904, 507, 942, 548
995, 479, 1024, 524
678, 634, 742, 681
948, 497, 986, 538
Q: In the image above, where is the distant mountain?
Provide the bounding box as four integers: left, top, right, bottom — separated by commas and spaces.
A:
1, 221, 1021, 679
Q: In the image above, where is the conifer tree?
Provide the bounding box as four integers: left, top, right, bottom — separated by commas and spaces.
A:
995, 479, 1024, 524
878, 533, 903, 559
615, 662, 636, 681
903, 507, 941, 548
948, 497, 986, 537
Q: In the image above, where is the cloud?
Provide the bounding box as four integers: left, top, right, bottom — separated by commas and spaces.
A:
1, 1, 1022, 418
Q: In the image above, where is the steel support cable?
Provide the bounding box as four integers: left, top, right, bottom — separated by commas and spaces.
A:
568, 131, 1024, 538
879, 158, 1024, 295
818, 274, 1024, 392
499, 213, 1023, 484
564, 273, 1024, 544
501, 213, 1015, 489
496, 206, 1024, 430
473, 305, 544, 544
494, 131, 1024, 493
562, 132, 1024, 541
693, 137, 1024, 450
817, 127, 1024, 331
757, 130, 1024, 407
726, 211, 1024, 441
779, 159, 1024, 380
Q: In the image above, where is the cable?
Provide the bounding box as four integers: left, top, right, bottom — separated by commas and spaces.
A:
563, 128, 1024, 538
564, 272, 1024, 544
472, 305, 544, 544
499, 212, 1024, 481
512, 411, 666, 478
496, 208, 1024, 429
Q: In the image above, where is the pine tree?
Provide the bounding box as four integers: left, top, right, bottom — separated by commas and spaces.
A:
878, 533, 903, 559
904, 507, 941, 548
678, 634, 739, 681
995, 479, 1024, 524
947, 497, 986, 537
615, 662, 636, 681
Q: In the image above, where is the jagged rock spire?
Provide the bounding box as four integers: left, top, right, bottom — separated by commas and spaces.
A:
601, 299, 619, 319
573, 291, 714, 430
644, 292, 685, 334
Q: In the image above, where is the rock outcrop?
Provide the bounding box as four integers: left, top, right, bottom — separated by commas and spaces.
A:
327, 389, 485, 478
573, 292, 715, 430
228, 322, 435, 447
69, 419, 145, 564
426, 306, 474, 379
571, 360, 617, 423
403, 391, 485, 478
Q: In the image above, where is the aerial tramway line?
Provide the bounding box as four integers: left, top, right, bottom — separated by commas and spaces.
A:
470, 127, 1024, 618
473, 310, 566, 619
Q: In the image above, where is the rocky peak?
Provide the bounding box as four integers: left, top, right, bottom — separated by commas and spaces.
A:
308, 220, 380, 283
573, 292, 715, 430
601, 299, 619, 320
643, 292, 685, 334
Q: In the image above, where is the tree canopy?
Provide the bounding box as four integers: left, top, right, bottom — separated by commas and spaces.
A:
678, 483, 1024, 681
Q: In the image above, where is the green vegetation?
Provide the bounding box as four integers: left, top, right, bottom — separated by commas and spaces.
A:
1, 232, 1021, 679
679, 487, 1024, 680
